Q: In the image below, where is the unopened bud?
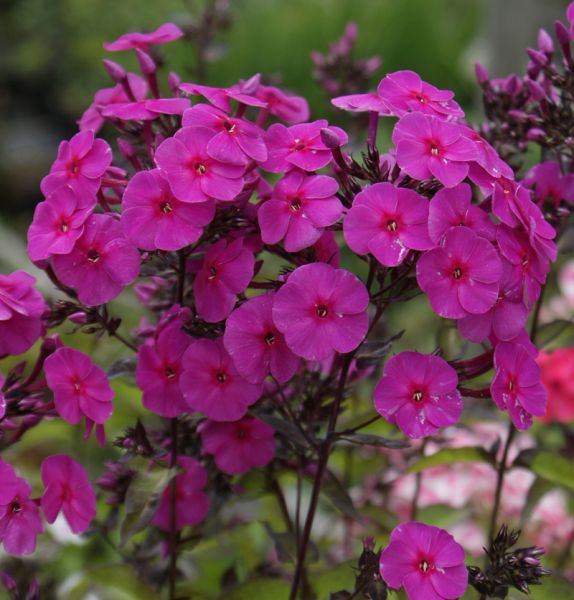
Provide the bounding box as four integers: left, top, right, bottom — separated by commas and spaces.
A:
135, 48, 156, 76
102, 59, 127, 83
320, 127, 341, 149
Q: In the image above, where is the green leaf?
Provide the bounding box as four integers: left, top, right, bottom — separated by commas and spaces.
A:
355, 330, 405, 369
323, 471, 363, 522
521, 477, 555, 525
337, 432, 410, 449
514, 450, 574, 492
409, 447, 495, 474
64, 565, 158, 600
536, 319, 574, 348
119, 461, 177, 547
254, 413, 313, 448
223, 577, 291, 599
527, 575, 573, 599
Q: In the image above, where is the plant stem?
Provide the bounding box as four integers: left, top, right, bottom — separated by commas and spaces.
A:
168, 418, 179, 600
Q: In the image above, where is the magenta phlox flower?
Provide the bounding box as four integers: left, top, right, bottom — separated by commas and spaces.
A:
491, 342, 547, 430
458, 259, 528, 343
461, 127, 514, 179
193, 238, 254, 323
272, 263, 369, 361
497, 224, 549, 305
136, 315, 192, 417
417, 226, 502, 319
258, 171, 342, 251
379, 522, 468, 600
261, 120, 348, 173
182, 104, 267, 165
313, 230, 341, 267
393, 113, 477, 187
254, 84, 310, 123
223, 294, 299, 384
104, 23, 184, 52
44, 346, 114, 426
180, 78, 267, 113
331, 92, 390, 114
0, 271, 46, 357
153, 456, 209, 531
181, 338, 262, 421
41, 130, 112, 198
344, 182, 432, 266
121, 169, 214, 251
41, 455, 96, 534
199, 417, 275, 475
374, 352, 462, 439
377, 70, 464, 119
102, 97, 190, 121
428, 183, 496, 244
28, 186, 94, 262
79, 73, 148, 132
523, 161, 574, 207
53, 214, 140, 305
0, 470, 43, 556
155, 126, 245, 203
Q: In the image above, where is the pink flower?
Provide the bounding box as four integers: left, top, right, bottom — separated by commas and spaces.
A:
194, 238, 254, 323
427, 183, 495, 244
0, 467, 43, 556
41, 455, 96, 534
52, 214, 140, 305
103, 23, 184, 52
537, 348, 574, 423
180, 78, 267, 113
374, 352, 463, 439
121, 169, 214, 251
462, 126, 514, 180
378, 70, 464, 118
491, 342, 547, 430
261, 120, 348, 173
258, 171, 342, 251
27, 186, 94, 262
41, 130, 112, 199
254, 84, 310, 123
152, 456, 209, 531
416, 226, 502, 319
182, 104, 267, 165
0, 271, 46, 357
331, 92, 389, 114
272, 263, 369, 361
223, 294, 299, 384
101, 97, 190, 121
198, 417, 275, 475
44, 347, 114, 426
313, 230, 341, 267
181, 338, 262, 421
154, 127, 245, 203
523, 161, 574, 207
136, 315, 192, 418
392, 113, 477, 187
344, 182, 432, 266
379, 522, 468, 600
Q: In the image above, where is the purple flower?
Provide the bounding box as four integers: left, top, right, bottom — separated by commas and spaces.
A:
121, 169, 214, 251
0, 271, 46, 357
154, 127, 245, 203
261, 120, 348, 173
52, 214, 140, 305
379, 522, 468, 600
0, 464, 43, 556
182, 104, 267, 165
255, 84, 310, 123
194, 238, 254, 323
152, 456, 209, 531
179, 77, 267, 113
331, 92, 389, 114
41, 455, 96, 534
491, 342, 547, 430
416, 226, 502, 319
344, 182, 432, 266
199, 417, 275, 475
44, 347, 114, 426
103, 23, 184, 52
427, 183, 495, 244
223, 294, 299, 384
27, 186, 94, 262
40, 130, 112, 199
258, 171, 342, 251
462, 126, 514, 180
272, 263, 369, 361
374, 352, 462, 439
523, 161, 574, 207
392, 113, 477, 187
181, 338, 262, 422
136, 315, 192, 418
101, 97, 190, 121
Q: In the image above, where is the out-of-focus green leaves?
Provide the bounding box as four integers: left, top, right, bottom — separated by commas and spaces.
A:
408, 446, 495, 474
335, 432, 409, 449
514, 449, 574, 493
223, 577, 291, 599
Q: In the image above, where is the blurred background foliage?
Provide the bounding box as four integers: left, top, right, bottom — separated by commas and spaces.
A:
0, 1, 572, 599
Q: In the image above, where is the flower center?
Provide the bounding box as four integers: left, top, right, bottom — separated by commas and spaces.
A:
60, 222, 69, 233
386, 219, 398, 232
195, 163, 207, 175
290, 198, 302, 212
412, 390, 424, 402
208, 266, 217, 280
164, 366, 176, 379
508, 378, 515, 392
293, 139, 306, 151
316, 304, 329, 318
452, 267, 462, 280
237, 427, 247, 440
69, 159, 80, 175
223, 120, 236, 134
10, 501, 22, 514
87, 248, 101, 263
419, 559, 430, 573
216, 372, 227, 383
160, 201, 173, 214
264, 331, 275, 346
413, 93, 428, 104
430, 144, 440, 156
